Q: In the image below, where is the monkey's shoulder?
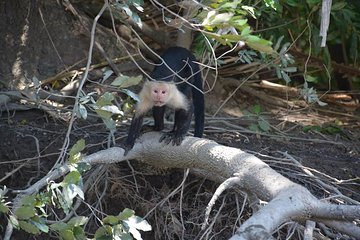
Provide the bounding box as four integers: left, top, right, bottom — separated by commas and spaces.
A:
152, 47, 197, 81
161, 47, 196, 64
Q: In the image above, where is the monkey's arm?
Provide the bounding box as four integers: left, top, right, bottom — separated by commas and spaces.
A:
159, 106, 194, 145
124, 113, 145, 155
124, 97, 153, 155
160, 87, 193, 145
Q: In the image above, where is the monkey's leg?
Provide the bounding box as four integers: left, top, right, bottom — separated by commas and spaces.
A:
152, 106, 165, 131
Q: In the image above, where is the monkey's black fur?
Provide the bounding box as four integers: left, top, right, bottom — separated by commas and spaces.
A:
124, 47, 204, 154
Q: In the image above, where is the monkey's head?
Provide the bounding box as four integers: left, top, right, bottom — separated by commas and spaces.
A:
147, 81, 172, 107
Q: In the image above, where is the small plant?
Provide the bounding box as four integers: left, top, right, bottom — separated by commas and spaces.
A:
2, 139, 151, 239
245, 104, 271, 133
94, 208, 151, 240
303, 123, 344, 135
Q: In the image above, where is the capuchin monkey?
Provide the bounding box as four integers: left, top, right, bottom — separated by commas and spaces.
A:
124, 46, 204, 154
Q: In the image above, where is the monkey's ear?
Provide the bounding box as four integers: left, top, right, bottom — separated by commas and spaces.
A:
144, 78, 154, 86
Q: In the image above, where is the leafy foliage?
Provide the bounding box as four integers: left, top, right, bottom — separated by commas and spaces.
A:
252, 0, 360, 88
95, 209, 151, 240
244, 104, 271, 133
195, 0, 274, 53
2, 140, 150, 239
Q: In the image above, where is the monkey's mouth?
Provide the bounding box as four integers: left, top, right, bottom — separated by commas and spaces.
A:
154, 101, 165, 106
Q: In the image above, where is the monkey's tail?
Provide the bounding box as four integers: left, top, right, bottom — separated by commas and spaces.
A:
192, 72, 205, 138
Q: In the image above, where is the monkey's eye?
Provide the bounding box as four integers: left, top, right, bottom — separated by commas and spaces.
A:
162, 90, 166, 94
154, 90, 158, 93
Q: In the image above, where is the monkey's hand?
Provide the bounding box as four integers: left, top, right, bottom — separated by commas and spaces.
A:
159, 132, 184, 146
122, 143, 133, 156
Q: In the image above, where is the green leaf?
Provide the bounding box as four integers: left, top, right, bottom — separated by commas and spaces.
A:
118, 208, 135, 221
68, 216, 88, 227
120, 89, 140, 102
15, 206, 36, 220
9, 215, 19, 228
30, 219, 49, 233
77, 104, 88, 120
209, 13, 234, 25
21, 195, 36, 206
205, 32, 228, 45
76, 162, 91, 173
114, 231, 132, 240
264, 0, 282, 11
220, 34, 244, 42
63, 171, 81, 185
218, 1, 241, 10
231, 18, 248, 26
280, 71, 291, 83
124, 215, 152, 232
322, 125, 343, 135
252, 104, 261, 114
112, 224, 124, 235
331, 2, 347, 11
286, 0, 300, 7
102, 69, 113, 82
258, 119, 271, 132
19, 220, 40, 235
62, 183, 83, 207
306, 0, 321, 8
103, 105, 122, 114
94, 225, 113, 239
305, 74, 318, 83
69, 139, 85, 164
0, 186, 8, 197
102, 118, 117, 132
111, 75, 143, 88
50, 222, 69, 231
73, 226, 87, 240
96, 92, 115, 108
0, 202, 9, 213
202, 10, 216, 26
95, 109, 113, 120
247, 41, 274, 53
59, 229, 75, 240
282, 67, 297, 73
240, 26, 251, 36
103, 215, 120, 225
73, 184, 85, 200
249, 124, 259, 132
123, 215, 152, 239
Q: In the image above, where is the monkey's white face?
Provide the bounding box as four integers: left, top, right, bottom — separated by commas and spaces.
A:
149, 82, 171, 106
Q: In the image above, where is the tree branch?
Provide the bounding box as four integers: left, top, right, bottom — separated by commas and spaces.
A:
4, 132, 360, 240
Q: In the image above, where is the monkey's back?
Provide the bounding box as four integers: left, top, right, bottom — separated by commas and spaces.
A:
150, 47, 198, 85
